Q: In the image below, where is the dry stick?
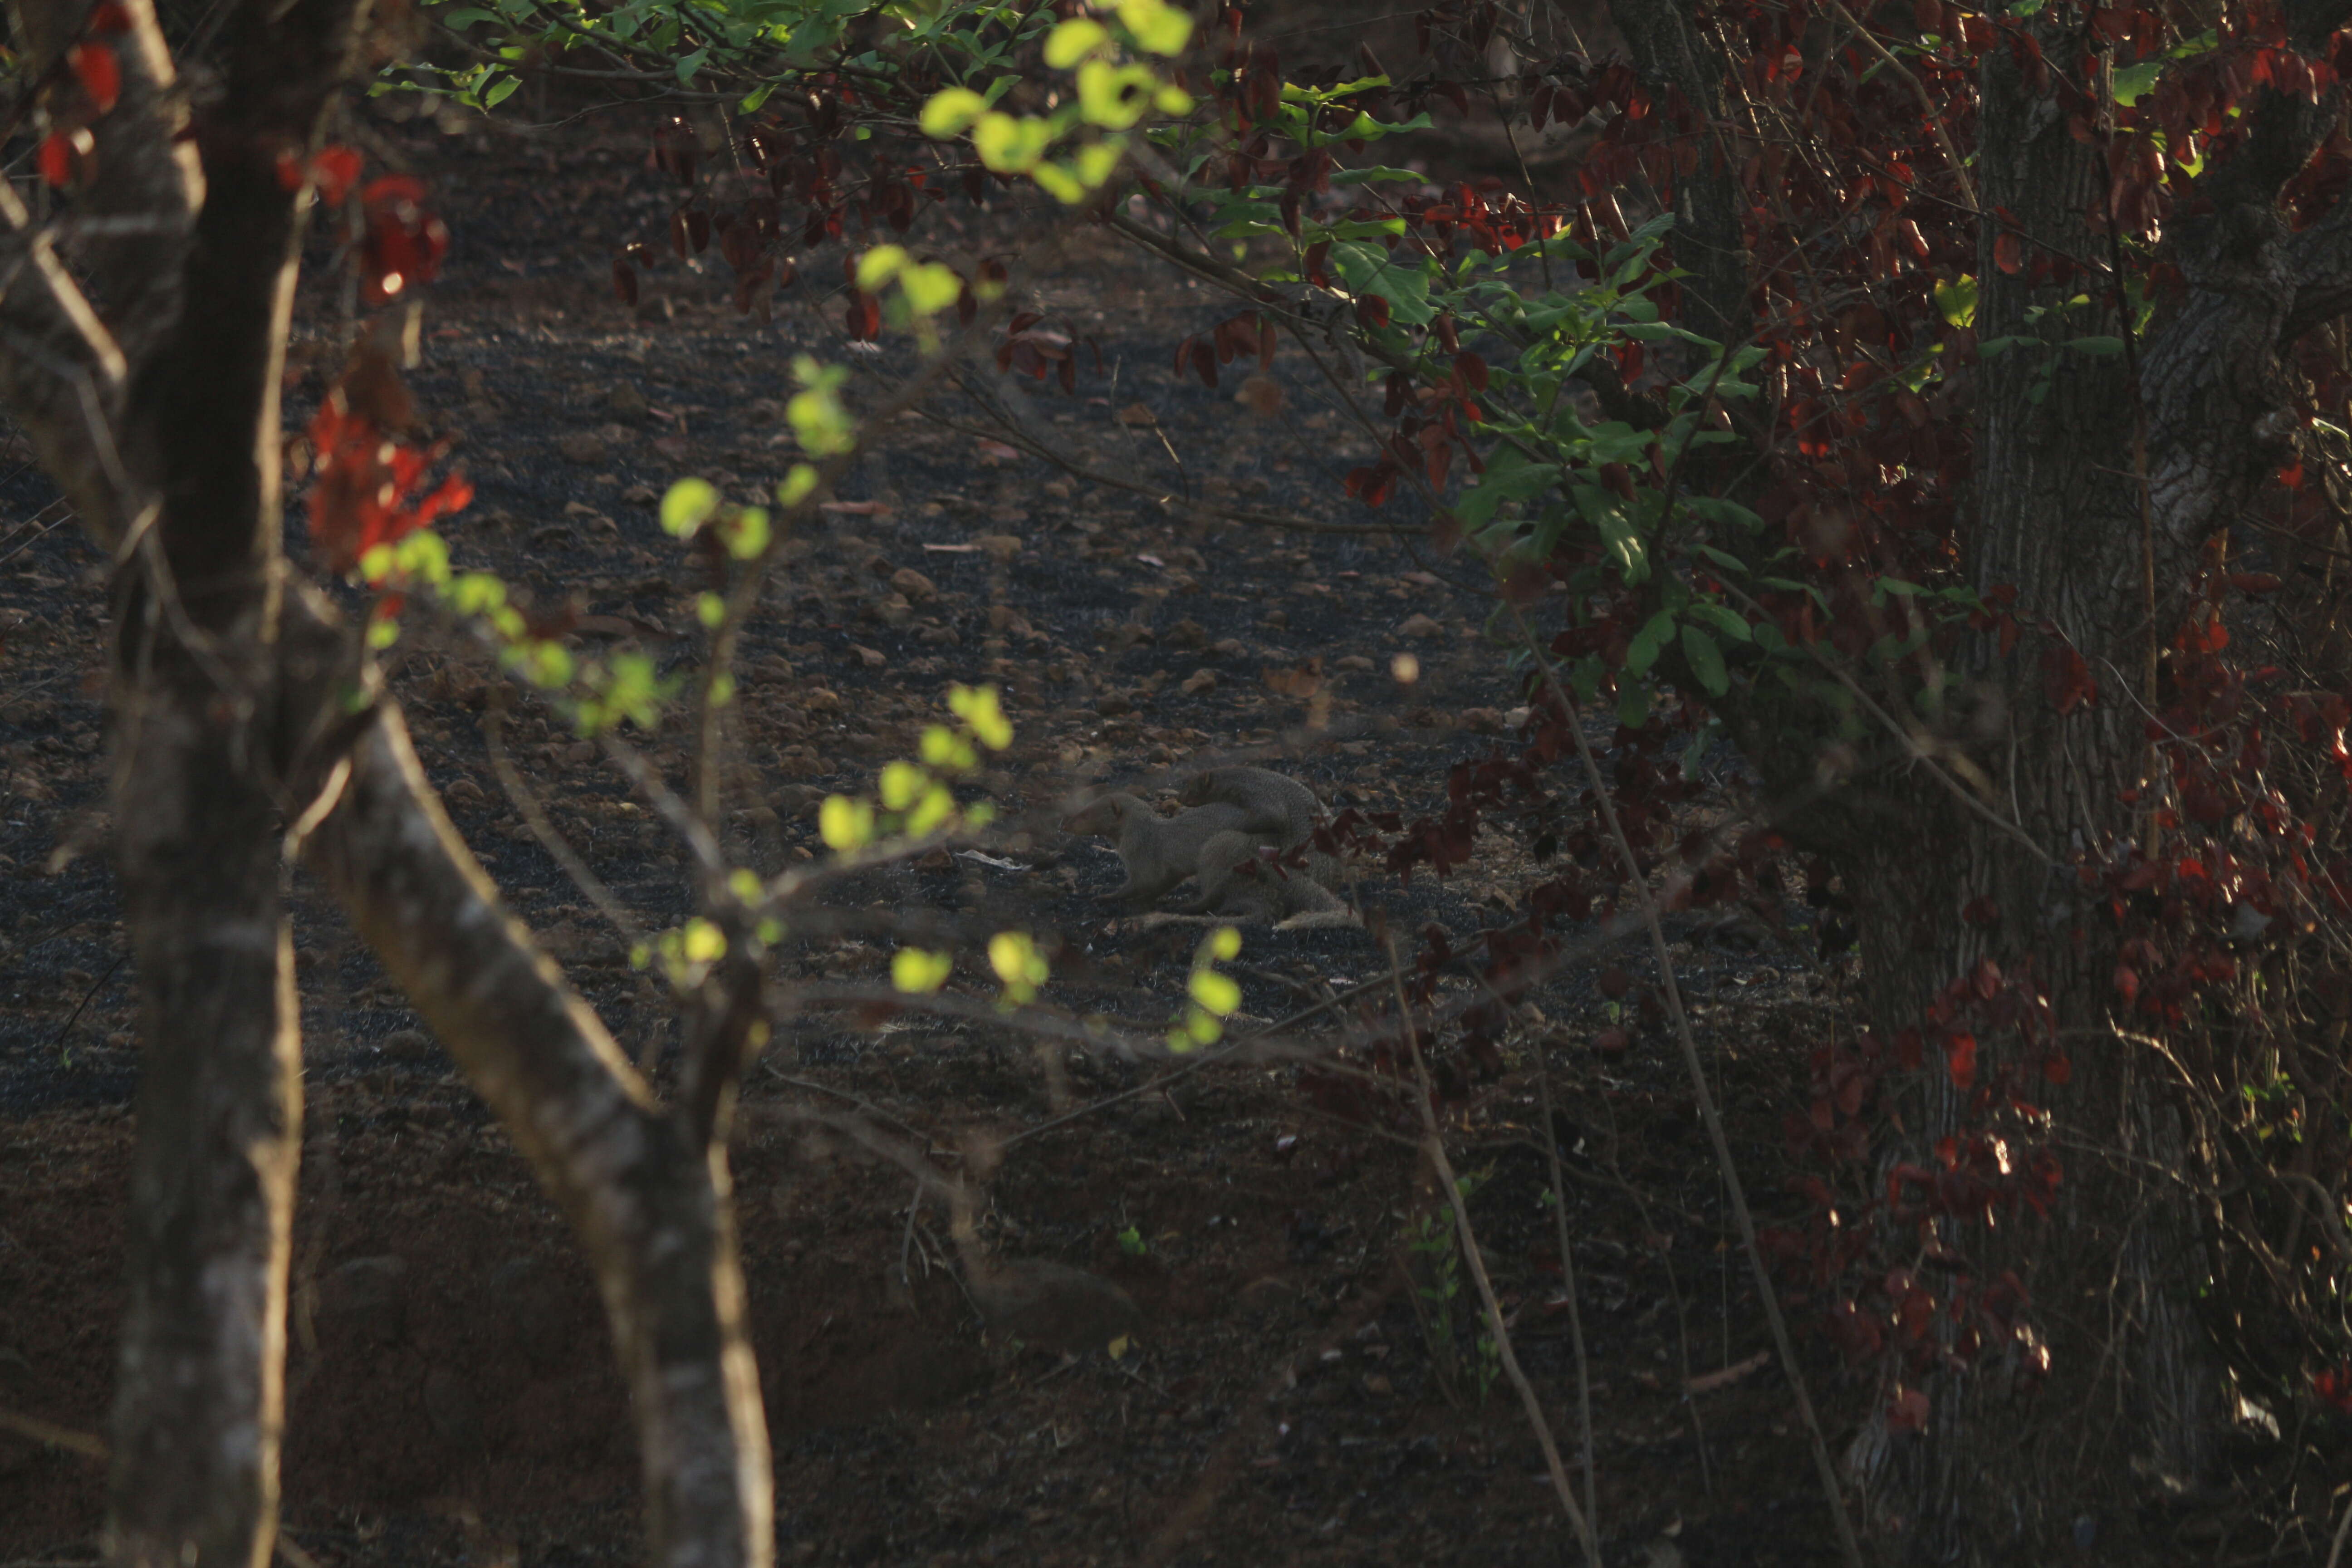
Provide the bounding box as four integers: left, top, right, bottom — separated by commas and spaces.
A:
0, 1406, 103, 1460
2328, 1485, 2352, 1568
1531, 999, 1601, 1533
483, 697, 648, 954
1388, 937, 1600, 1568
1511, 606, 1867, 1568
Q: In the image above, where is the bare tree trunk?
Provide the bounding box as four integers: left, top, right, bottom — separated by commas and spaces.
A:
99, 5, 360, 1564
297, 636, 774, 1568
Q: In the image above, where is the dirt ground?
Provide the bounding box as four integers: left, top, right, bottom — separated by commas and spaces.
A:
0, 97, 2137, 1568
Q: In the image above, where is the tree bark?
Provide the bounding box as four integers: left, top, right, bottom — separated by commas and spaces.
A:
298, 643, 774, 1568
98, 5, 361, 1565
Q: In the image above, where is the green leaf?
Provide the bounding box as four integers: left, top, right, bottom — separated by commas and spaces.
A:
2068, 335, 2126, 356
1686, 601, 1753, 642
674, 46, 708, 84
1188, 968, 1240, 1015
920, 87, 990, 138
1044, 17, 1109, 66
1683, 496, 1764, 532
1680, 624, 1728, 695
1327, 240, 1435, 326
1933, 274, 1978, 329
1624, 610, 1677, 676
1117, 0, 1192, 54
2112, 61, 2161, 104
818, 794, 874, 851
662, 477, 720, 537
892, 947, 954, 993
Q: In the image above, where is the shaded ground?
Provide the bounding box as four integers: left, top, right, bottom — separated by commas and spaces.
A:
2, 95, 2268, 1568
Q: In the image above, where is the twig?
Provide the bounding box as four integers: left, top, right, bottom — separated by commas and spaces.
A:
483, 696, 647, 953
1391, 936, 1601, 1567
50, 951, 125, 1049
0, 1406, 104, 1460
1512, 602, 1867, 1568
1822, 0, 1979, 212
1534, 1035, 1601, 1534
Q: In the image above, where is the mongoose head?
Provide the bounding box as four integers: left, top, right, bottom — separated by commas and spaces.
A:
1174, 771, 1220, 808
1063, 793, 1140, 836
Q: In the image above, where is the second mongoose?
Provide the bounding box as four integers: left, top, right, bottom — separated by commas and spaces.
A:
1189, 831, 1356, 927
1178, 765, 1339, 887
1063, 793, 1269, 904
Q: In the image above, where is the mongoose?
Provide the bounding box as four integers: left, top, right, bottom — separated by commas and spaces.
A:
1062, 793, 1268, 904
1189, 830, 1357, 928
1177, 765, 1339, 887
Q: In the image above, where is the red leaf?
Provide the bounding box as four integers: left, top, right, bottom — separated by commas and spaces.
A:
1454, 350, 1489, 391
313, 146, 362, 205
1354, 293, 1391, 329
69, 42, 119, 115
846, 290, 881, 341
1945, 1032, 1977, 1090
1994, 231, 2022, 275
1886, 1386, 1930, 1432
612, 257, 639, 305
37, 130, 75, 189
2043, 1053, 2072, 1085
88, 2, 132, 33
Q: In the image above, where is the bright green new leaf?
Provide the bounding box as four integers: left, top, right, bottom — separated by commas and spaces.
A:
1078, 60, 1155, 129
722, 506, 770, 560
900, 261, 964, 315
450, 572, 506, 615
366, 616, 400, 650
949, 684, 1014, 749
1073, 140, 1125, 190
1043, 17, 1109, 66
906, 782, 955, 836
1117, 0, 1192, 54
662, 477, 721, 537
779, 464, 819, 506
682, 918, 727, 964
818, 794, 874, 851
1209, 926, 1241, 960
1032, 161, 1085, 203
855, 244, 908, 291
892, 947, 954, 993
973, 111, 1051, 172
920, 87, 990, 138
989, 931, 1050, 1002
1189, 968, 1240, 1015
921, 724, 977, 771
879, 760, 927, 811
696, 593, 726, 628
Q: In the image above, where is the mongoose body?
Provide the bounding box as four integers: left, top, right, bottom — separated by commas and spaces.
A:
1178, 765, 1339, 887
1189, 830, 1357, 928
1063, 793, 1268, 904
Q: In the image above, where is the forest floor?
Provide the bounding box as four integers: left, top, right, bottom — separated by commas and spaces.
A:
0, 95, 2277, 1568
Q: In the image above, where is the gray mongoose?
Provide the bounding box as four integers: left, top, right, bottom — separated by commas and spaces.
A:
1062, 793, 1268, 904
1189, 830, 1357, 928
1177, 765, 1339, 887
